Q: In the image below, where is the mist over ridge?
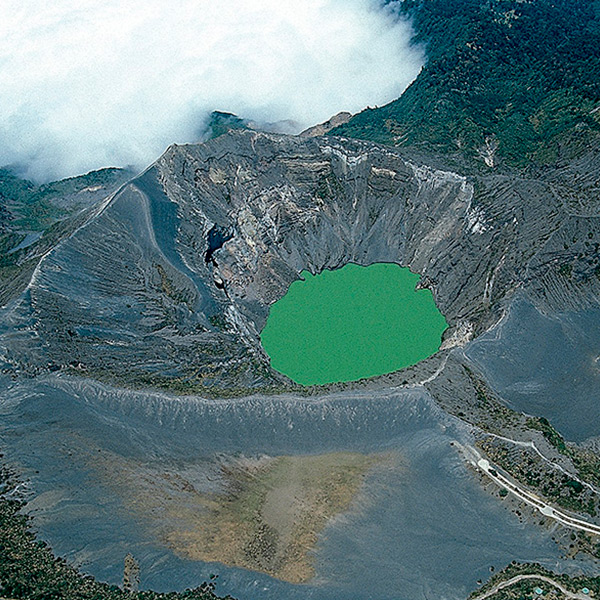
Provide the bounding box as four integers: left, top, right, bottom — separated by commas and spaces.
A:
0, 0, 423, 182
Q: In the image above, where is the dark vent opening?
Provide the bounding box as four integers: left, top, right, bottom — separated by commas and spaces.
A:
205, 224, 234, 264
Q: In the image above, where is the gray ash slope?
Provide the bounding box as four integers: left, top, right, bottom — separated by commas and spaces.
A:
0, 167, 131, 306
4, 129, 600, 392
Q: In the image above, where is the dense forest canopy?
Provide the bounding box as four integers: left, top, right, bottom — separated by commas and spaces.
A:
332, 0, 600, 169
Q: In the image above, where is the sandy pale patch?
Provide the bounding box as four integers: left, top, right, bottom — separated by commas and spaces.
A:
83, 446, 390, 583
163, 453, 384, 583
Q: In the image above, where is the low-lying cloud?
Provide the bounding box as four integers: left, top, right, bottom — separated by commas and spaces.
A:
0, 0, 423, 182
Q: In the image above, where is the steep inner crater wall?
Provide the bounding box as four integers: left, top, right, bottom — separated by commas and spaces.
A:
10, 130, 598, 392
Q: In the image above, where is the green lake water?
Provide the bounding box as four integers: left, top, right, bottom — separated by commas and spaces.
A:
260, 263, 448, 385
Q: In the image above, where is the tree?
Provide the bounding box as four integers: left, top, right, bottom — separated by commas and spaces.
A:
123, 553, 140, 594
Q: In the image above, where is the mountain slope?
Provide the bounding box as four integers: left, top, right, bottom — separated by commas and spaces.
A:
0, 168, 131, 305
333, 0, 600, 170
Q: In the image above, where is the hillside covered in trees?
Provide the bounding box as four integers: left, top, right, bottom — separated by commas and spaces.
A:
332, 0, 600, 169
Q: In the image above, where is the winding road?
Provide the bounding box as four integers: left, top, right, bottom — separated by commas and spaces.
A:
473, 573, 591, 600
486, 432, 600, 495
459, 444, 600, 536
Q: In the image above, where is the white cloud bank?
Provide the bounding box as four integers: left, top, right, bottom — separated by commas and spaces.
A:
0, 0, 423, 181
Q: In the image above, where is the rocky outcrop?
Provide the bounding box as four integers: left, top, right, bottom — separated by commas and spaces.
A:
299, 111, 352, 137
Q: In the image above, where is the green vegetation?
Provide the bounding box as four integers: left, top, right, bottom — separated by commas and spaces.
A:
260, 263, 448, 385
572, 450, 600, 489
471, 561, 600, 600
0, 458, 234, 600
480, 438, 599, 517
205, 111, 251, 139
0, 167, 126, 231
454, 371, 600, 496
332, 0, 600, 170
526, 416, 600, 488
460, 366, 523, 433
526, 416, 568, 453
442, 369, 600, 525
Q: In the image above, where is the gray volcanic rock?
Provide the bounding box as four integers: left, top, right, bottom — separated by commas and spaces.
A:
0, 167, 131, 305
4, 129, 600, 391
299, 111, 352, 137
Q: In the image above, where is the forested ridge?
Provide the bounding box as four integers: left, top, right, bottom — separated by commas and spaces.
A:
332, 0, 600, 169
